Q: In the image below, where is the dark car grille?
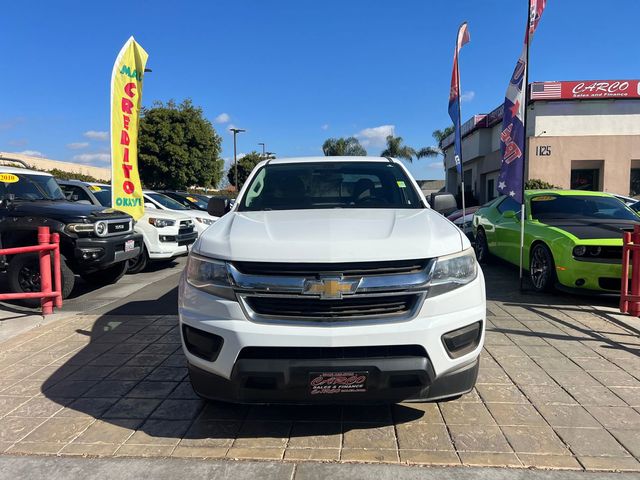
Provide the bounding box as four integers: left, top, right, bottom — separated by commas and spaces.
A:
178, 220, 195, 235
597, 246, 622, 260
599, 277, 625, 291
244, 294, 419, 320
233, 259, 430, 277
238, 344, 427, 360
107, 221, 130, 234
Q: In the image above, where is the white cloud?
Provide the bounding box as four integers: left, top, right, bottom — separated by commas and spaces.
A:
355, 125, 395, 148
72, 153, 110, 165
214, 113, 230, 124
67, 142, 89, 150
428, 162, 444, 169
15, 150, 44, 158
321, 124, 329, 131
83, 130, 109, 141
460, 90, 475, 103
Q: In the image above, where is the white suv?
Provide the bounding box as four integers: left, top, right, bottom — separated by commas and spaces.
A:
179, 157, 485, 403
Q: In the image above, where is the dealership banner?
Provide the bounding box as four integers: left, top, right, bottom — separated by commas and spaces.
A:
530, 80, 640, 100
110, 36, 148, 221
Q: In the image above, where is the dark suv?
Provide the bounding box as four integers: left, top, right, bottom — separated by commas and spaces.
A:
0, 160, 142, 302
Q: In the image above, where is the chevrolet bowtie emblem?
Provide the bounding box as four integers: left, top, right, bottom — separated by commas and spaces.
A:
302, 277, 361, 300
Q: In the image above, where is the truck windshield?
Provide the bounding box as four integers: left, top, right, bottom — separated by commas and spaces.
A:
531, 194, 639, 222
239, 162, 422, 211
0, 173, 66, 201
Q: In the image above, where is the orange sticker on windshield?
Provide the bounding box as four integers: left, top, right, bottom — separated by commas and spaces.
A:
531, 195, 556, 202
88, 185, 102, 192
0, 173, 19, 183
187, 196, 197, 202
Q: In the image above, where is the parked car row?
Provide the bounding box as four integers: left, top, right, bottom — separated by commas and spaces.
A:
0, 158, 220, 304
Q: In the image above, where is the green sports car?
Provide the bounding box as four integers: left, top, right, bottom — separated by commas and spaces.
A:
472, 190, 640, 292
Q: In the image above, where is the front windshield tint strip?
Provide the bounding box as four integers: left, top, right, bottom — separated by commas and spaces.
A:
239, 162, 421, 211
530, 194, 639, 222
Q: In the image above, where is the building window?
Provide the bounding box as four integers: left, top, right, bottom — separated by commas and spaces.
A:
571, 169, 600, 191
487, 179, 496, 201
630, 169, 640, 197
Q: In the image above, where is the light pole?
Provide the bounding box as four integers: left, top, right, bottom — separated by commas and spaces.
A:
258, 142, 266, 157
229, 127, 246, 189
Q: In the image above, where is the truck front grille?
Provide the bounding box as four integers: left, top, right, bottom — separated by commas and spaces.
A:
233, 259, 430, 277
244, 294, 419, 321
238, 344, 427, 360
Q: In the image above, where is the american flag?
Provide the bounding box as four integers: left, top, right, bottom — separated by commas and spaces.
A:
530, 82, 562, 99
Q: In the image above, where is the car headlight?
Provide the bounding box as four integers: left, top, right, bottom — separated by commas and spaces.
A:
185, 254, 235, 300
428, 248, 478, 297
94, 221, 108, 237
148, 217, 176, 228
66, 223, 95, 235
195, 217, 214, 225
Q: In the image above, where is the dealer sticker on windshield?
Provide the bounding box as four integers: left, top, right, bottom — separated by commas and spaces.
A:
397, 181, 406, 188
531, 195, 557, 202
0, 173, 19, 183
309, 371, 368, 395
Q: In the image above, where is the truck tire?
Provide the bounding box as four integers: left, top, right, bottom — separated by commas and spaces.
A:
126, 245, 148, 274
80, 261, 128, 286
7, 253, 75, 306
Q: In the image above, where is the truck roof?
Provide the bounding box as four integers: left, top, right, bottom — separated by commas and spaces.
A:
267, 156, 396, 165
0, 165, 52, 177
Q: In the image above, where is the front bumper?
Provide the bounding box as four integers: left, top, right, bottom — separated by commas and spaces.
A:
73, 233, 143, 272
178, 270, 486, 403
555, 257, 624, 292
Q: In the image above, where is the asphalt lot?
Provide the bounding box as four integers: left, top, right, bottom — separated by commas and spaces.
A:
0, 258, 638, 473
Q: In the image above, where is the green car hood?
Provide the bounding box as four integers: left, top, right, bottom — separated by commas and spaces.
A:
540, 218, 638, 240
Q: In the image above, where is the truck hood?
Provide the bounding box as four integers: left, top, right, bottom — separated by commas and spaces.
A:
8, 200, 132, 223
195, 208, 467, 263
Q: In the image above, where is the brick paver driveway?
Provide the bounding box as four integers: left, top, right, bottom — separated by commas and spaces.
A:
0, 262, 638, 472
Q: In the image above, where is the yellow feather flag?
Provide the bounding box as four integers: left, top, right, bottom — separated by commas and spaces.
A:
110, 36, 148, 220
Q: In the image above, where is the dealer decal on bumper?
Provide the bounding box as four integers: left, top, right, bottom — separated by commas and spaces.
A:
309, 371, 368, 395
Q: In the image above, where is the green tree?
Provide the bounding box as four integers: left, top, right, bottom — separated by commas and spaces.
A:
525, 178, 559, 190
416, 126, 455, 160
139, 99, 223, 190
227, 151, 264, 190
322, 137, 367, 156
380, 135, 416, 162
47, 168, 108, 184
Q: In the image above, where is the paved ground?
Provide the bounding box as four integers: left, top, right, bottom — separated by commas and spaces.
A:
0, 260, 638, 473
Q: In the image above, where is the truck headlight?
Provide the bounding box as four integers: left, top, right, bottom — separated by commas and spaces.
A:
429, 248, 478, 297
195, 217, 214, 225
66, 223, 95, 235
186, 254, 235, 300
148, 217, 176, 228
94, 221, 108, 237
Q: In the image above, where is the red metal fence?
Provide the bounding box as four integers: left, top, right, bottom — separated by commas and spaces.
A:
0, 226, 62, 315
620, 225, 640, 316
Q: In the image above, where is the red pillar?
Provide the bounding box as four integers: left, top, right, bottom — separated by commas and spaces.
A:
38, 226, 53, 316
51, 232, 62, 309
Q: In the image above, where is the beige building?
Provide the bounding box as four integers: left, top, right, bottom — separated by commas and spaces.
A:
0, 151, 111, 181
444, 80, 640, 204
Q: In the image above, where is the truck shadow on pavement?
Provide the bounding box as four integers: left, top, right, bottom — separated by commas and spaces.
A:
40, 289, 425, 446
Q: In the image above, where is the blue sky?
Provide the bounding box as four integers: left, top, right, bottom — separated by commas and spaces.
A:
1, 0, 638, 181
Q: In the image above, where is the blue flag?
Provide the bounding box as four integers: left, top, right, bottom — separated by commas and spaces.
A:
448, 22, 470, 175
498, 0, 547, 203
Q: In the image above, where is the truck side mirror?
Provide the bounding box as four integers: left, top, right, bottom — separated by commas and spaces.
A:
208, 197, 227, 217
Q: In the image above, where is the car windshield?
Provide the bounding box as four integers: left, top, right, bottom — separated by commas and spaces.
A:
530, 194, 639, 222
239, 161, 421, 211
92, 186, 112, 207
182, 194, 208, 209
0, 173, 66, 201
147, 192, 189, 210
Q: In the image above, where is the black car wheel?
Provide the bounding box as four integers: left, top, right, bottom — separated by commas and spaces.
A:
474, 228, 491, 264
7, 253, 75, 306
80, 261, 128, 286
529, 243, 556, 292
126, 244, 148, 274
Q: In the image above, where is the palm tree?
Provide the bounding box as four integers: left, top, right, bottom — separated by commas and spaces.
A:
416, 126, 455, 160
322, 137, 367, 156
380, 135, 416, 162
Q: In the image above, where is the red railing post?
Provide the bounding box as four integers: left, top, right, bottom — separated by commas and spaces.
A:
632, 226, 640, 317
620, 230, 631, 314
37, 226, 53, 316
51, 232, 62, 309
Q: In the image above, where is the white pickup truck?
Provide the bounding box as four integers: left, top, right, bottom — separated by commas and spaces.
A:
179, 156, 485, 403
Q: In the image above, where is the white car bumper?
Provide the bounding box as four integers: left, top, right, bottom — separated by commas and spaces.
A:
178, 268, 485, 403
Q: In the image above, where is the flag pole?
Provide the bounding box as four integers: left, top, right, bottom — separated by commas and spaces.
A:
519, 0, 533, 290
456, 25, 466, 224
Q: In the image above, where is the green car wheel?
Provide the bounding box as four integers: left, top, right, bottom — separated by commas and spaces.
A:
475, 228, 491, 264
529, 243, 556, 292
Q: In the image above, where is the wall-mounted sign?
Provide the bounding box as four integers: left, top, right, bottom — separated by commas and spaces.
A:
530, 80, 640, 101
535, 145, 551, 156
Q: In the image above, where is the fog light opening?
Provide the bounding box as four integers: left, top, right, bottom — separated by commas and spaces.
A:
575, 278, 585, 287
442, 321, 482, 359
182, 324, 224, 362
